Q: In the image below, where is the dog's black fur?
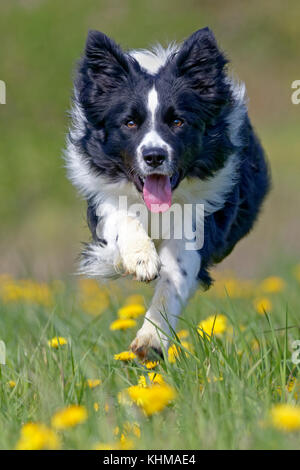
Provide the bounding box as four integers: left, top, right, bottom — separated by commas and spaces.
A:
68, 28, 270, 289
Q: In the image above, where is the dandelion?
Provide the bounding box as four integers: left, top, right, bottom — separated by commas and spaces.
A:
277, 379, 300, 400
168, 341, 194, 363
93, 402, 99, 412
117, 304, 145, 319
15, 423, 60, 450
207, 376, 224, 383
145, 361, 158, 369
86, 379, 101, 389
7, 380, 16, 388
110, 318, 136, 331
48, 336, 68, 348
119, 435, 135, 450
138, 373, 165, 387
94, 442, 119, 450
260, 276, 285, 294
198, 314, 227, 339
127, 383, 176, 416
270, 404, 300, 431
114, 351, 137, 361
1, 278, 53, 307
254, 297, 272, 315
176, 329, 189, 340
51, 405, 88, 429
94, 402, 109, 412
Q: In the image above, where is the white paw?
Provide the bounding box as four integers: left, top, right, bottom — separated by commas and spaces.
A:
118, 219, 161, 281
130, 323, 168, 360
123, 242, 161, 282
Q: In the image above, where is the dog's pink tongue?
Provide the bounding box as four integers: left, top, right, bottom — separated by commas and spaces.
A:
143, 175, 172, 213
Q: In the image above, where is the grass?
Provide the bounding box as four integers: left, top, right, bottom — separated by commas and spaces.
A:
1, 1, 300, 450
1, 268, 300, 450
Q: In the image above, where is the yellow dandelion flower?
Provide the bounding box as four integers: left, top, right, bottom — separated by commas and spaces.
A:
127, 383, 176, 416
93, 442, 119, 450
145, 361, 158, 369
119, 435, 135, 450
110, 318, 136, 331
93, 402, 99, 412
207, 376, 224, 383
254, 297, 272, 315
198, 314, 227, 339
15, 423, 60, 450
176, 329, 189, 340
281, 378, 300, 400
117, 304, 145, 319
94, 402, 109, 412
1, 279, 53, 307
138, 372, 165, 387
260, 276, 285, 294
51, 405, 88, 429
48, 336, 68, 348
270, 404, 300, 431
86, 379, 101, 389
168, 341, 194, 363
8, 380, 16, 388
114, 351, 137, 361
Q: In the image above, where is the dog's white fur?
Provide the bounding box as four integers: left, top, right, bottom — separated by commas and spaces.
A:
65, 44, 247, 357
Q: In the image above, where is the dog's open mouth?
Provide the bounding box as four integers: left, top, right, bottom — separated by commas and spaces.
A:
133, 172, 181, 213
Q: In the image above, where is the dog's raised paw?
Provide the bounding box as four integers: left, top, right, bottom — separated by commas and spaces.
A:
121, 240, 161, 282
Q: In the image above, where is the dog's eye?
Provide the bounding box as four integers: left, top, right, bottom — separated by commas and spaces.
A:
125, 120, 137, 129
172, 118, 184, 128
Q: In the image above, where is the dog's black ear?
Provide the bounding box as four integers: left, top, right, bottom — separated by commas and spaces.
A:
76, 31, 133, 125
174, 28, 229, 115
83, 30, 130, 91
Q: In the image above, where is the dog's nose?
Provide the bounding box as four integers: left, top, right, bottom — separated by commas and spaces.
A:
142, 148, 167, 168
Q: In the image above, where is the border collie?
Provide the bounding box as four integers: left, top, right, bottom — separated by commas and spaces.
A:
65, 28, 270, 359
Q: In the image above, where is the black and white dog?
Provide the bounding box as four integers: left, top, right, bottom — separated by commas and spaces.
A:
65, 28, 270, 359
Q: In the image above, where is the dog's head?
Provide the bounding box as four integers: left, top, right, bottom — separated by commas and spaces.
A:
74, 28, 233, 212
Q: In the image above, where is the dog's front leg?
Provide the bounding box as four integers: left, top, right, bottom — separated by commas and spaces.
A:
131, 239, 201, 359
117, 214, 161, 282
79, 210, 161, 280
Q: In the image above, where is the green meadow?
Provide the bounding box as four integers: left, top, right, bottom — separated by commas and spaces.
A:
1, 270, 300, 450
1, 0, 300, 450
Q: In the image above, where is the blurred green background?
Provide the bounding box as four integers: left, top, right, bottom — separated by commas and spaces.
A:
0, 0, 299, 280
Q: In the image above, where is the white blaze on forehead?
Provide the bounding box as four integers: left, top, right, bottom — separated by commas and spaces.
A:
137, 86, 171, 154
148, 86, 159, 123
